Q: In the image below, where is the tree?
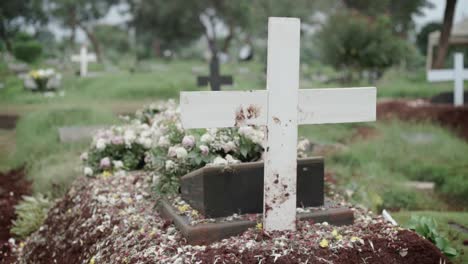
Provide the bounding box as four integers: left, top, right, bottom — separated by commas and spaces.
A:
317, 12, 408, 82
48, 0, 117, 61
0, 0, 46, 52
433, 0, 458, 69
342, 0, 433, 37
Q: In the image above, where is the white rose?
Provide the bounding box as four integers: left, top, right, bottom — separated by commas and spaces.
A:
225, 154, 240, 164
96, 138, 106, 151
175, 147, 188, 159
113, 160, 124, 169
165, 160, 176, 170
212, 156, 228, 166
84, 167, 93, 176
142, 138, 152, 149
182, 135, 195, 149
200, 133, 213, 143
199, 145, 209, 156
238, 126, 254, 136
158, 136, 170, 147
297, 139, 311, 152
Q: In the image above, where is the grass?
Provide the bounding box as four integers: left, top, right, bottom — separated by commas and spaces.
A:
300, 121, 468, 211
11, 107, 119, 197
393, 211, 468, 264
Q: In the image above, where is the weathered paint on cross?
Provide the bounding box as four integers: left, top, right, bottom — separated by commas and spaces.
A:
71, 45, 97, 77
180, 17, 377, 231
427, 53, 467, 106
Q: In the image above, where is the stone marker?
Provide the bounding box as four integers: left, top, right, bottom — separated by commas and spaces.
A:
181, 158, 324, 218
197, 52, 232, 91
180, 17, 376, 231
71, 45, 97, 77
427, 53, 468, 106
58, 126, 105, 143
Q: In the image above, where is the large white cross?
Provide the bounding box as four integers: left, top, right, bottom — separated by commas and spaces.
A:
71, 45, 97, 77
427, 53, 468, 106
180, 17, 376, 231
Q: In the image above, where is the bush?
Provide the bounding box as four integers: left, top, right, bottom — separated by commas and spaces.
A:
13, 41, 43, 63
380, 188, 426, 211
316, 12, 409, 81
11, 195, 52, 239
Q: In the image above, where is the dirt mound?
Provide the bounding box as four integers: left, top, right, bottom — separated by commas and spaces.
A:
0, 168, 31, 263
378, 99, 468, 140
17, 172, 447, 264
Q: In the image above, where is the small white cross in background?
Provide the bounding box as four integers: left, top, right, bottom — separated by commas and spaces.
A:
427, 53, 468, 106
71, 45, 97, 77
180, 17, 376, 231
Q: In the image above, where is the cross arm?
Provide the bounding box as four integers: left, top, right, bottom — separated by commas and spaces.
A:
180, 87, 376, 129
427, 69, 468, 82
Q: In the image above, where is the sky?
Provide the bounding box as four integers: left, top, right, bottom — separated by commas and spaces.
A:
54, 0, 468, 43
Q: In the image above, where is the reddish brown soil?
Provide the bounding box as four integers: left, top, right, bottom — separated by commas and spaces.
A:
0, 168, 31, 263
378, 100, 468, 141
0, 115, 19, 130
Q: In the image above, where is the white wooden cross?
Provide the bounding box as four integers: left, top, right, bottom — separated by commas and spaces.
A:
71, 45, 97, 77
427, 53, 468, 106
180, 17, 376, 231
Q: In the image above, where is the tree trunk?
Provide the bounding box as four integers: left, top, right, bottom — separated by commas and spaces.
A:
79, 24, 102, 62
433, 0, 457, 69
0, 24, 12, 52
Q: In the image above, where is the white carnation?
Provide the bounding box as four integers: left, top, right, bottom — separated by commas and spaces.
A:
175, 147, 188, 159
96, 138, 106, 151
113, 160, 124, 169
124, 130, 137, 145
225, 154, 240, 164
84, 167, 93, 176
223, 141, 237, 153
212, 156, 228, 166
200, 133, 213, 143
168, 146, 177, 157
158, 136, 170, 147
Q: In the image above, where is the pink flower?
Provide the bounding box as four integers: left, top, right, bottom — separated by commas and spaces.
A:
100, 157, 111, 169
199, 145, 209, 156
111, 136, 124, 145
182, 135, 195, 149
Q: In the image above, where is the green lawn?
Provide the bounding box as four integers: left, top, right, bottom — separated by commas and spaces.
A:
393, 211, 468, 264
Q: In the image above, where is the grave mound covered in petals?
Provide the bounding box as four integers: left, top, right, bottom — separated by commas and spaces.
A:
16, 172, 446, 264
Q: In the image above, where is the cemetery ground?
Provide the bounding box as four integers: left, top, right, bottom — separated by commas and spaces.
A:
1, 59, 468, 262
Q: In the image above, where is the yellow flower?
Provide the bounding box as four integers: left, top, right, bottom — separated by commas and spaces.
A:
89, 256, 95, 264
177, 204, 190, 212
350, 236, 360, 243
319, 239, 329, 248
29, 70, 39, 79
102, 171, 112, 178
139, 228, 145, 234
336, 235, 343, 241
331, 229, 338, 237
19, 242, 25, 248
256, 222, 263, 230
191, 210, 199, 217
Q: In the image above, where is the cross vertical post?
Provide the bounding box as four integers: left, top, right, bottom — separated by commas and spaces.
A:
264, 17, 300, 231
454, 53, 464, 106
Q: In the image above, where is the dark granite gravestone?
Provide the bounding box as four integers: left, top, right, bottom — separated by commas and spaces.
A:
197, 54, 233, 91
180, 158, 324, 218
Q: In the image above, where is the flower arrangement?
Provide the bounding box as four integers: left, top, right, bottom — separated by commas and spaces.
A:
28, 68, 58, 91
81, 100, 311, 195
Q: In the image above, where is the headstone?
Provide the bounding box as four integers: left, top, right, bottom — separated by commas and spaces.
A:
180, 17, 376, 231
197, 53, 233, 91
71, 45, 97, 77
7, 63, 29, 75
181, 158, 324, 218
58, 126, 105, 143
427, 53, 468, 106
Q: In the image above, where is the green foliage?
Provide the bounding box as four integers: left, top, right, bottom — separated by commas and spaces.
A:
12, 32, 43, 63
11, 195, 52, 239
416, 22, 442, 55
407, 215, 458, 258
380, 188, 426, 211
317, 13, 409, 80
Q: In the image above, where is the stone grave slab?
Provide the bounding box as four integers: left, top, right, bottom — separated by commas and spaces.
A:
158, 197, 354, 245
0, 115, 19, 129
58, 126, 105, 143
181, 158, 324, 218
